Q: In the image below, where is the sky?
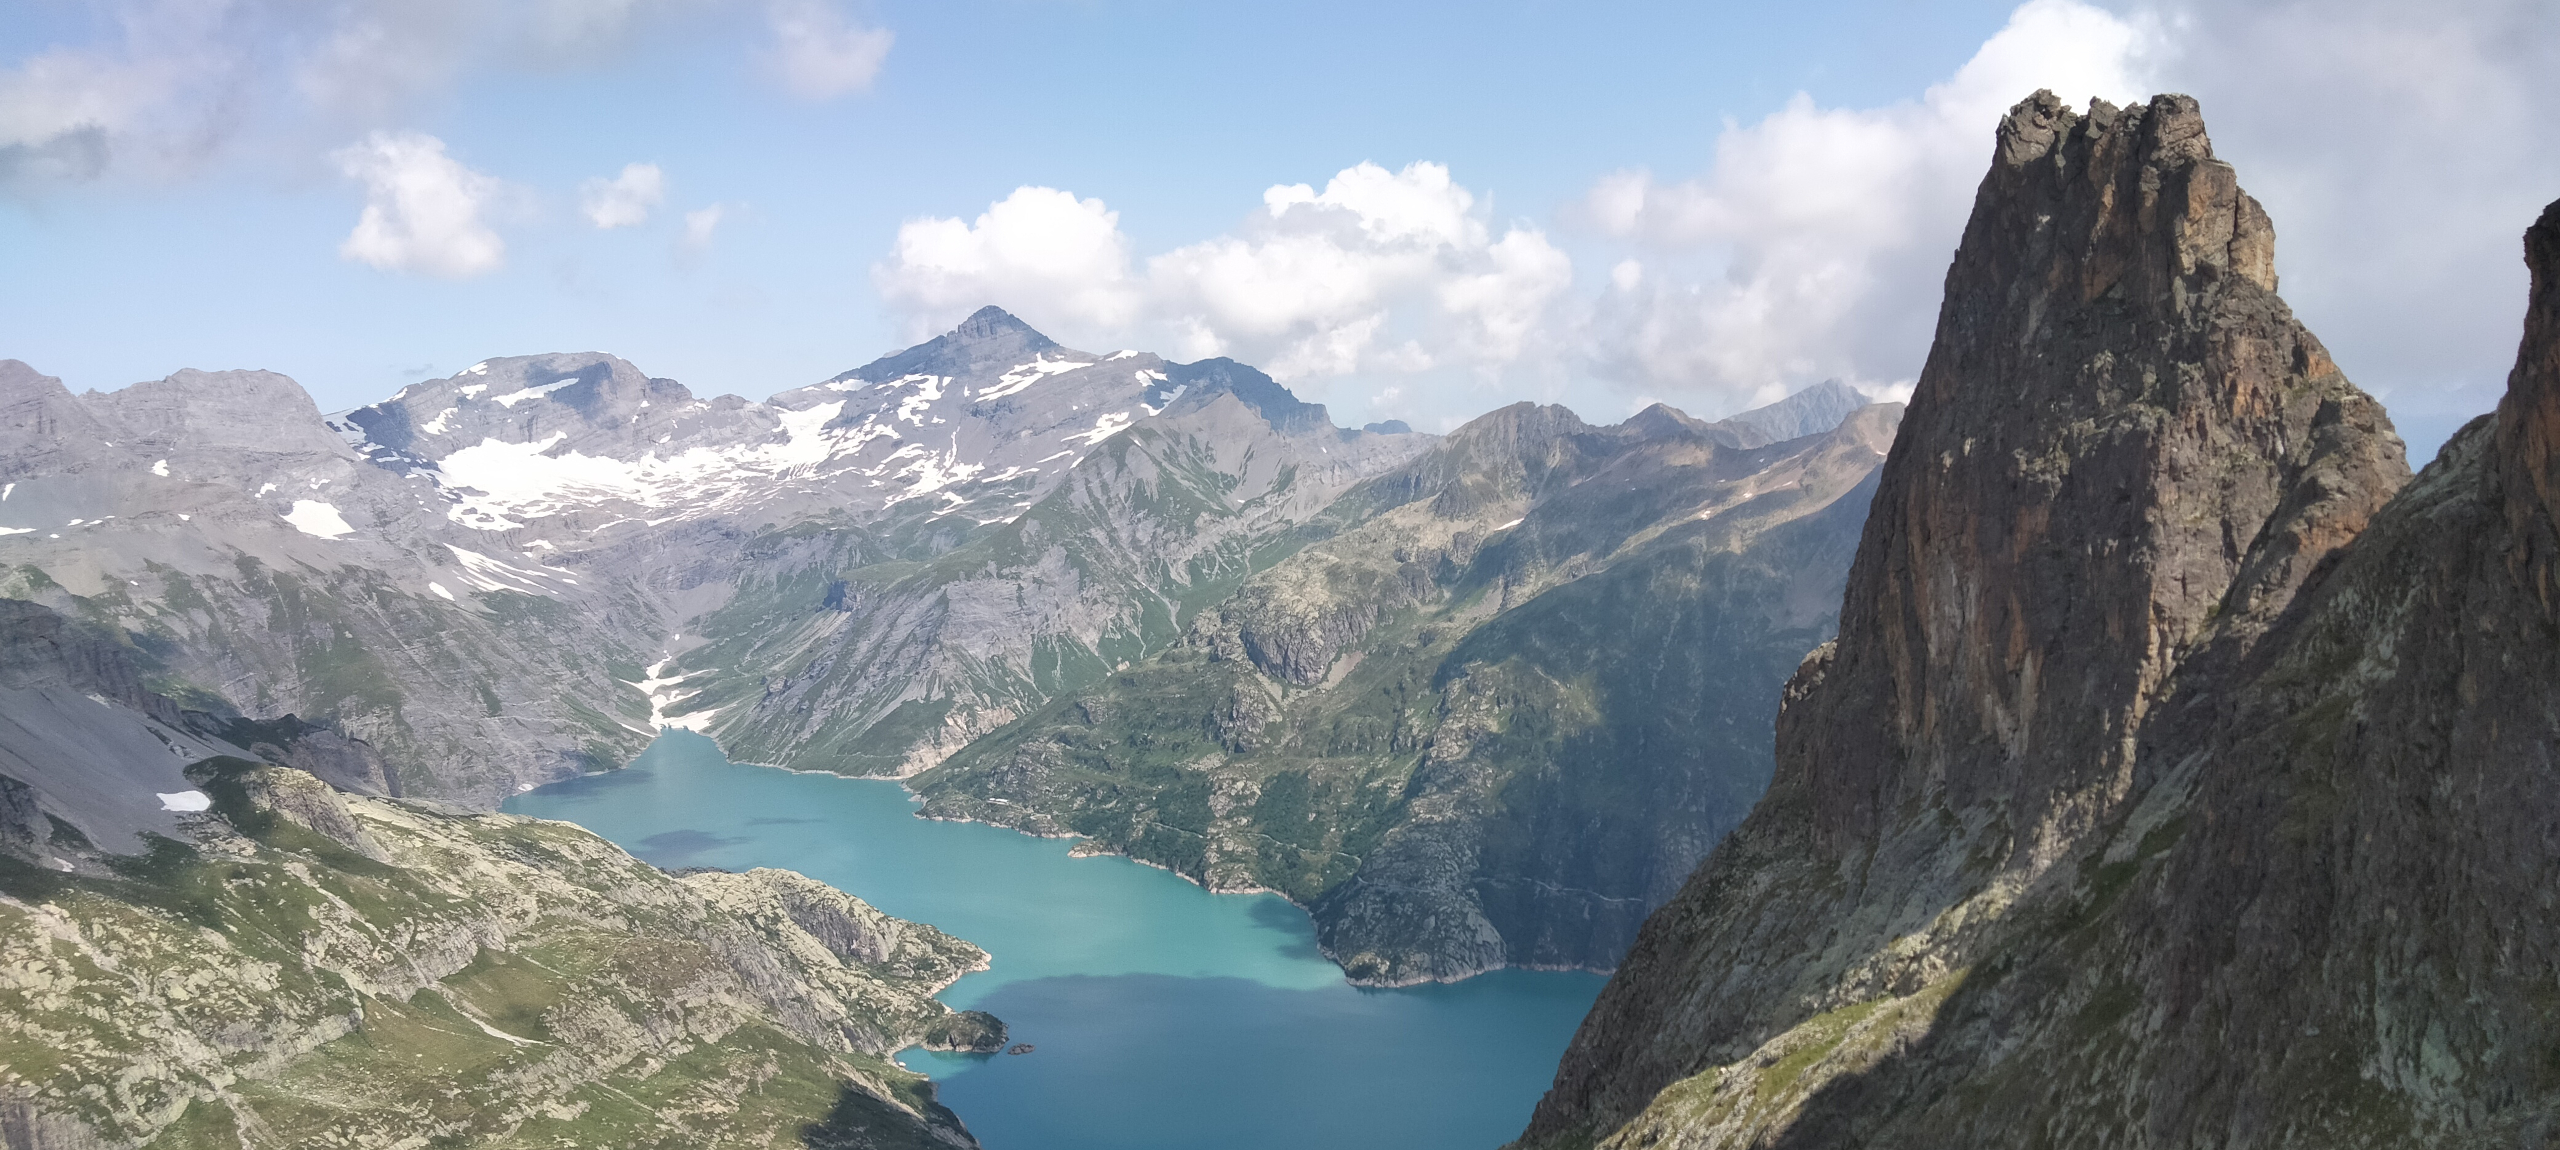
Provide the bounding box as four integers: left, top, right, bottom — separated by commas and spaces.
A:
4, 0, 2557, 458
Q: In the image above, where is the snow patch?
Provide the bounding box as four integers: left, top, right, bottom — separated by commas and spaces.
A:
1139, 383, 1186, 416
282, 500, 354, 538
256, 482, 277, 496
434, 401, 849, 525
446, 546, 575, 595
632, 657, 720, 731
1495, 517, 1524, 531
1062, 411, 1134, 447
894, 375, 947, 425
1, 482, 12, 500
0, 527, 30, 536
422, 407, 459, 435
494, 377, 582, 408
975, 355, 1089, 402
457, 383, 489, 398
427, 581, 455, 601
465, 362, 490, 375
879, 434, 987, 504
157, 790, 212, 812
151, 459, 169, 477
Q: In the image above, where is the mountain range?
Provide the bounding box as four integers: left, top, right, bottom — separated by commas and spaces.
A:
0, 267, 1896, 1144
12, 82, 2542, 1150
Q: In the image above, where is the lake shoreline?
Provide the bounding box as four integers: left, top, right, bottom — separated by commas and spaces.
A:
511, 731, 1606, 1150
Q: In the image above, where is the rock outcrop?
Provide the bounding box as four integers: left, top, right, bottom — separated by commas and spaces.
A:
1520, 91, 2451, 1147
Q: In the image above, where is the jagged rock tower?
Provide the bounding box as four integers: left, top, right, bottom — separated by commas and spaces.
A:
1511, 89, 2560, 1147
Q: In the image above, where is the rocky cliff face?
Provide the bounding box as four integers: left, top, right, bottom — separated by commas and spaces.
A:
1518, 92, 2446, 1148
911, 386, 1898, 984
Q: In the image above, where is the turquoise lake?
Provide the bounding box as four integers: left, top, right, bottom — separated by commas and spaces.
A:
504, 731, 1606, 1150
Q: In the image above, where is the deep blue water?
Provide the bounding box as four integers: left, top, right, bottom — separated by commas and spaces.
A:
505, 731, 1605, 1150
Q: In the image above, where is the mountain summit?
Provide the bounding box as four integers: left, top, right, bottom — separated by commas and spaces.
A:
1523, 90, 2447, 1147
830, 305, 1063, 386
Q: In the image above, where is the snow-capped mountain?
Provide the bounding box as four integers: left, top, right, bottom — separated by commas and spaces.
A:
0, 308, 1430, 803
334, 307, 1328, 539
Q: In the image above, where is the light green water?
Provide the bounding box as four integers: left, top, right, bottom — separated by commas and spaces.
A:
509, 731, 1605, 1150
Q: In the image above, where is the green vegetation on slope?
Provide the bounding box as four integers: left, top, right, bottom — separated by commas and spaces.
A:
0, 758, 985, 1149
911, 402, 1899, 984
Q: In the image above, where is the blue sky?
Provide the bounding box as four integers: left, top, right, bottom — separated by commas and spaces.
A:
5, 0, 2556, 456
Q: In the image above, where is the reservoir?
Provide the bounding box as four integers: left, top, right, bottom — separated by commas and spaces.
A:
506, 731, 1606, 1150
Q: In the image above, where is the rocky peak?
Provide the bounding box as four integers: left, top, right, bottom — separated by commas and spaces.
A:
1521, 91, 2409, 1146
2496, 198, 2560, 615
0, 360, 118, 480
1806, 90, 2396, 860
84, 368, 349, 460
832, 305, 1064, 385
1620, 402, 1719, 443
1157, 357, 1334, 436
1724, 379, 1867, 444
343, 352, 699, 458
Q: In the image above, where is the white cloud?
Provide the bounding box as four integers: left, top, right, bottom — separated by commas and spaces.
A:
876, 186, 1141, 335
1150, 162, 1572, 380
875, 162, 1571, 404
580, 162, 664, 228
1581, 0, 2158, 412
333, 131, 506, 278
766, 0, 895, 100
2132, 0, 2560, 455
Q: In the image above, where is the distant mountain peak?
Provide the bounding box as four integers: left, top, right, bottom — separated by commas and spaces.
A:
835, 306, 1066, 386
1724, 379, 1867, 444
953, 305, 1044, 341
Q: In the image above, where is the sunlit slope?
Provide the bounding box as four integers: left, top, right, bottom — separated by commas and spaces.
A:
911, 394, 1898, 984
667, 370, 1428, 776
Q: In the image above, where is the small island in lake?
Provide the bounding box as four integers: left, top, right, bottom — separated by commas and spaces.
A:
922, 1010, 1011, 1054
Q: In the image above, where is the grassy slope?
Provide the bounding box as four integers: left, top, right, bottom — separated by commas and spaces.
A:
0, 759, 982, 1149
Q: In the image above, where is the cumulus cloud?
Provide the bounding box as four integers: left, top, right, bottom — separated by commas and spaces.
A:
1151, 163, 1572, 380
1568, 0, 2558, 443
2133, 0, 2560, 453
580, 162, 665, 228
1581, 0, 2159, 412
876, 186, 1142, 334
333, 131, 506, 278
871, 4, 2159, 427
766, 0, 895, 100
875, 162, 1572, 407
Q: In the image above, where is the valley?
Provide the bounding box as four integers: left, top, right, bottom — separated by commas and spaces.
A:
0, 284, 1888, 1145
5, 74, 2551, 1150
